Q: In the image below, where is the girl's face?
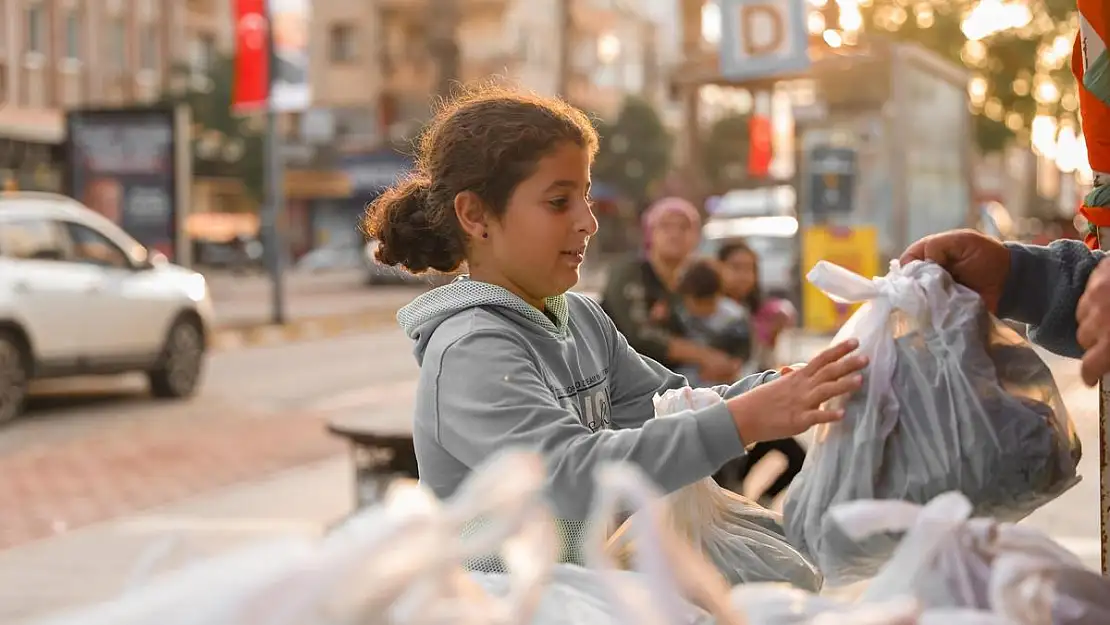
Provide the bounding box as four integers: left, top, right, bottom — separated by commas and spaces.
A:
483, 142, 598, 308
720, 248, 758, 301
650, 212, 699, 264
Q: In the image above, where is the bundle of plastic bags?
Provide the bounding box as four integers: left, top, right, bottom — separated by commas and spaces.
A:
585, 463, 1008, 625
33, 449, 1025, 625
605, 386, 822, 591
829, 491, 1110, 625
784, 260, 1081, 584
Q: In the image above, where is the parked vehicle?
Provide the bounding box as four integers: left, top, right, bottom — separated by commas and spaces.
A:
0, 192, 214, 423
363, 239, 454, 287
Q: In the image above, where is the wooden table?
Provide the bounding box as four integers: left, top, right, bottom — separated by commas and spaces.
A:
326, 414, 418, 511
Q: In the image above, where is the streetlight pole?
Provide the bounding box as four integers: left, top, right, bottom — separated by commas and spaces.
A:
558, 0, 573, 97
263, 1, 286, 325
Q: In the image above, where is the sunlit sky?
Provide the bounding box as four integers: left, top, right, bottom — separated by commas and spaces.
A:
701, 0, 1033, 44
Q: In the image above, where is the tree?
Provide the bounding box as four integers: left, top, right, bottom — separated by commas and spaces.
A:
701, 113, 751, 194
160, 54, 266, 205
592, 97, 673, 205
818, 0, 1078, 152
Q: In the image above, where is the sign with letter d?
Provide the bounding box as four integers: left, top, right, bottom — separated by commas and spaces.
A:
718, 0, 810, 81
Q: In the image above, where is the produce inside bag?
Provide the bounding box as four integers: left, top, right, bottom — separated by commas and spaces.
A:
783, 260, 1081, 585
606, 387, 823, 591
830, 491, 1110, 625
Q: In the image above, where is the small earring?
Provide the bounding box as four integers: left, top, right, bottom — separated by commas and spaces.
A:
481, 232, 488, 239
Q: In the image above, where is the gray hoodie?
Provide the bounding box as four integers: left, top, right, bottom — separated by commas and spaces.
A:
398, 278, 777, 563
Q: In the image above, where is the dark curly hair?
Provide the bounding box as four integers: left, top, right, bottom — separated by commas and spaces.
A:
362, 85, 599, 274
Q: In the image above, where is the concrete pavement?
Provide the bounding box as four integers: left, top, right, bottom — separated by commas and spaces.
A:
205, 267, 607, 350
1, 327, 1106, 623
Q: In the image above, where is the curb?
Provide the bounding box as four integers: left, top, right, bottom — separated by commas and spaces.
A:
210, 308, 400, 351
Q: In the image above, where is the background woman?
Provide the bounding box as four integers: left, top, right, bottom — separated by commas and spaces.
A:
600, 198, 740, 383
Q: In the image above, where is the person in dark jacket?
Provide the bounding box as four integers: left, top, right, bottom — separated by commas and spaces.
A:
600, 197, 740, 382
900, 230, 1109, 385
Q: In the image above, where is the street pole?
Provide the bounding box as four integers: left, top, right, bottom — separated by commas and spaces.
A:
558, 0, 573, 98
263, 2, 286, 325
428, 0, 460, 98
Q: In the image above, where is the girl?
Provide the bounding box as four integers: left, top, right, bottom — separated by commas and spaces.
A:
717, 240, 807, 506
717, 240, 798, 368
600, 197, 740, 382
362, 87, 865, 562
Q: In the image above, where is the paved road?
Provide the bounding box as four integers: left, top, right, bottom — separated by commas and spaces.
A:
208, 269, 424, 328
0, 329, 419, 549
0, 328, 1105, 622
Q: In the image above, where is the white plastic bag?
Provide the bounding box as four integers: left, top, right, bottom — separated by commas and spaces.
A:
726, 578, 1013, 624
606, 387, 822, 591
784, 260, 1080, 584
829, 491, 1110, 624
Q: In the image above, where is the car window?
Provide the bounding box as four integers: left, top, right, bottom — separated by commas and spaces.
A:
63, 222, 131, 269
0, 218, 68, 262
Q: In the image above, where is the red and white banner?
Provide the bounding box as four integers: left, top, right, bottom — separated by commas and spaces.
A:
233, 0, 270, 111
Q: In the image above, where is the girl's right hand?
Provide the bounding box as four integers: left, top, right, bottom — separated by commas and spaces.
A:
725, 339, 867, 445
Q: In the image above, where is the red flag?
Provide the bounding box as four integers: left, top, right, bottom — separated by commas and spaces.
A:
748, 115, 773, 178
233, 0, 269, 111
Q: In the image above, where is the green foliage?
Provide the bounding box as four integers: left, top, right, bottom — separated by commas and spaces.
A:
159, 54, 265, 205
701, 114, 751, 194
850, 0, 1078, 152
591, 97, 673, 204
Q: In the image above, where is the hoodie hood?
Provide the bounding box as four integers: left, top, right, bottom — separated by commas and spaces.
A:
398, 276, 570, 363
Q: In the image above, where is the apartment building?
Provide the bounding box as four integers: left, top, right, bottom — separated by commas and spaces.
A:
563, 0, 661, 118
0, 0, 204, 191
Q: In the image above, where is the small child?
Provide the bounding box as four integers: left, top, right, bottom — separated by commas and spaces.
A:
674, 260, 754, 386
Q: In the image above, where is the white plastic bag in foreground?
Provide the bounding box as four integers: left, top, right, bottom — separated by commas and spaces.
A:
784, 260, 1081, 584
829, 491, 1110, 624
605, 387, 822, 591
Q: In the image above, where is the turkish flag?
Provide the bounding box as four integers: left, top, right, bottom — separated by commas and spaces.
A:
748, 115, 773, 178
233, 0, 269, 111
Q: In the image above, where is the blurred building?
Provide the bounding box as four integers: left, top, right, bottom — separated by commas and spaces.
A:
283, 0, 668, 256
0, 0, 228, 191
561, 0, 661, 119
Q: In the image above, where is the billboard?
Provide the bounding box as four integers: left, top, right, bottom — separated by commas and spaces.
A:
269, 0, 311, 111
718, 0, 810, 81
65, 107, 187, 263
801, 225, 880, 333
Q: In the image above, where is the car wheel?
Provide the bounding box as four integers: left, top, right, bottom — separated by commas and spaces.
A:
0, 331, 29, 425
148, 317, 206, 399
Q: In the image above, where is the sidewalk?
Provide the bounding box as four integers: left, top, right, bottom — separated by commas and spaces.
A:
0, 457, 353, 624
206, 266, 609, 350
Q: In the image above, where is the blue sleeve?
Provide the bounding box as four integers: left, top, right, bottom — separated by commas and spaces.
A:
998, 240, 1106, 358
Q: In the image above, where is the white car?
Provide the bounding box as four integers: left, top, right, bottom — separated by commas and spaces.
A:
0, 192, 214, 423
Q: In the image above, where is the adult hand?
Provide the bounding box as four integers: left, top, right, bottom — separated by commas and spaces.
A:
899, 229, 1010, 312
725, 340, 867, 444
1077, 259, 1110, 386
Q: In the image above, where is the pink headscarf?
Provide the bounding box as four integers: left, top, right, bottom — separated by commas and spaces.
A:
641, 197, 701, 249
